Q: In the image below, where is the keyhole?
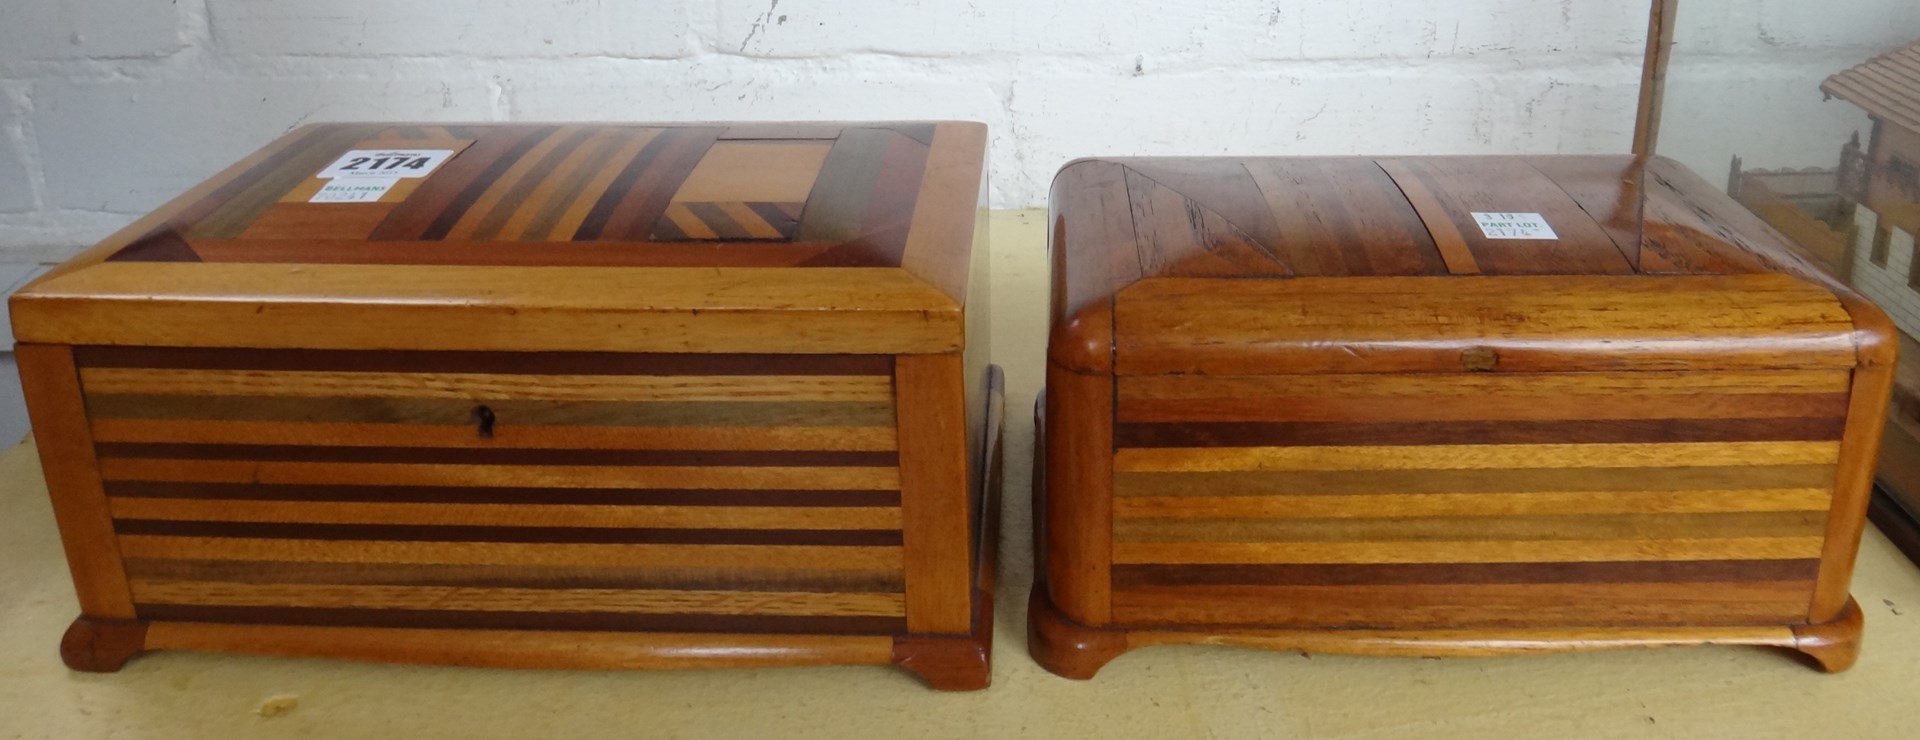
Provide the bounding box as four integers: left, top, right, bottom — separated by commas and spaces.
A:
471, 405, 496, 439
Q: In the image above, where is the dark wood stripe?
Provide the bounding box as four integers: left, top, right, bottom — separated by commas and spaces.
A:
1117, 391, 1853, 424
885, 123, 937, 145
73, 346, 893, 376
1524, 157, 1646, 270
1138, 162, 1305, 276
868, 131, 930, 233
516, 129, 640, 240
795, 130, 928, 268
1112, 559, 1823, 587
1109, 582, 1812, 629
86, 396, 896, 428
124, 559, 905, 592
114, 520, 902, 546
1114, 417, 1849, 448
649, 212, 690, 241
106, 482, 900, 507
133, 604, 905, 635
854, 130, 931, 264
795, 129, 893, 244
1113, 511, 1827, 543
1115, 464, 1840, 497
572, 128, 682, 240
685, 202, 752, 239
186, 124, 390, 240
369, 126, 554, 240
748, 201, 803, 239
465, 127, 600, 240
107, 228, 202, 263
577, 127, 723, 241
94, 444, 897, 468
133, 238, 840, 268
417, 125, 564, 240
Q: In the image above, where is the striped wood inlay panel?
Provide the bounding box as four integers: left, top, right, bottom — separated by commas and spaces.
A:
129, 580, 907, 617
111, 123, 958, 270
1111, 370, 1844, 628
82, 347, 909, 634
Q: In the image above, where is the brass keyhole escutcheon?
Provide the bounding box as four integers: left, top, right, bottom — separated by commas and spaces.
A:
471, 404, 496, 439
1460, 346, 1499, 372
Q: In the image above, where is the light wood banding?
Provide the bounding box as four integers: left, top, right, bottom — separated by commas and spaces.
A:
1040, 154, 1888, 676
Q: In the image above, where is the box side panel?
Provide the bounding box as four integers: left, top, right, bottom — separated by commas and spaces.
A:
1115, 274, 1859, 377
1045, 362, 1114, 625
1108, 370, 1846, 628
895, 353, 974, 634
18, 343, 136, 617
1812, 360, 1896, 621
75, 347, 909, 635
13, 264, 962, 355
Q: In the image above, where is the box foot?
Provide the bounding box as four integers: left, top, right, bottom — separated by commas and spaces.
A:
890, 365, 1004, 692
61, 616, 149, 673
1790, 597, 1863, 673
892, 629, 991, 691
893, 581, 996, 691
1027, 584, 1129, 680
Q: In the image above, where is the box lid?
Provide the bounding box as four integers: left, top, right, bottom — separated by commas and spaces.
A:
1049, 155, 1892, 375
12, 121, 987, 354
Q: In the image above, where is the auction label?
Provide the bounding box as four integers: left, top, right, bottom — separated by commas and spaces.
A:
317, 149, 457, 180
1472, 212, 1559, 240
311, 178, 400, 203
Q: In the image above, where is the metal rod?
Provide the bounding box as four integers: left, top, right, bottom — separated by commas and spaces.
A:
1633, 0, 1681, 156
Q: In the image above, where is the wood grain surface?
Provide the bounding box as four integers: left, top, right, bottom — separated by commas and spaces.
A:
1047, 154, 1879, 374
96, 122, 951, 266
9, 121, 989, 356
81, 347, 911, 635
18, 120, 993, 685
1038, 154, 1891, 673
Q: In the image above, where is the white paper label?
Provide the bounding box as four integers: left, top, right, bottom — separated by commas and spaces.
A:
316, 149, 456, 180
310, 178, 399, 203
1472, 212, 1559, 240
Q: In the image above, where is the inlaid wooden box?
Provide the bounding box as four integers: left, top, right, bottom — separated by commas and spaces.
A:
1032, 155, 1893, 678
12, 121, 1003, 690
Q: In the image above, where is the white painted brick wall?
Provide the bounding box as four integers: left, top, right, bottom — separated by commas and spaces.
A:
208, 1, 695, 59
1, 2, 187, 60
34, 74, 496, 212
0, 0, 1913, 259
0, 87, 33, 214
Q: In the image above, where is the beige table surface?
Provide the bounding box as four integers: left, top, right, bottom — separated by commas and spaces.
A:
4, 210, 1920, 739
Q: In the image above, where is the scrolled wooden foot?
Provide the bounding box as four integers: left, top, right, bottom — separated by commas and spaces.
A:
1027, 584, 1129, 680
893, 595, 994, 692
892, 637, 991, 691
1790, 597, 1863, 673
60, 616, 149, 673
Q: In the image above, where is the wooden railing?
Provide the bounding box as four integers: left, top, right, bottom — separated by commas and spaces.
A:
1730, 167, 1854, 280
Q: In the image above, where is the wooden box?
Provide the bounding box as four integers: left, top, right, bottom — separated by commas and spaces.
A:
12, 121, 1003, 691
1031, 155, 1893, 678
